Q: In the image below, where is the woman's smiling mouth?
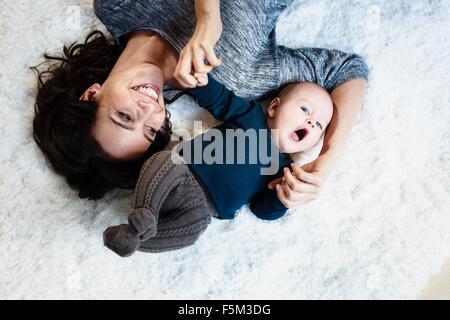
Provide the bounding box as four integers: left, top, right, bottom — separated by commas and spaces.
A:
132, 84, 160, 101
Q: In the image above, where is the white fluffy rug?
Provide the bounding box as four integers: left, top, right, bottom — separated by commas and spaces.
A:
1, 0, 449, 299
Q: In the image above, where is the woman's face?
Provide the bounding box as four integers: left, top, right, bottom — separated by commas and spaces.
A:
81, 64, 166, 160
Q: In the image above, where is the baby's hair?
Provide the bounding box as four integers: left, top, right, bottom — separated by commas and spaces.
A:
278, 82, 334, 118
278, 82, 330, 101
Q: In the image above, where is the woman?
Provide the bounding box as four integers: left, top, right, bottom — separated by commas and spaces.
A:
33, 0, 368, 207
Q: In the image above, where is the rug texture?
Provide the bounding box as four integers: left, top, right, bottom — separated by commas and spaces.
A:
0, 0, 449, 299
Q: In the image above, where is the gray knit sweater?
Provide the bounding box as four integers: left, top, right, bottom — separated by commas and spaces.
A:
94, 0, 369, 98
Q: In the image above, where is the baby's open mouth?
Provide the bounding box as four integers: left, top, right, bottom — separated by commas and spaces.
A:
293, 128, 308, 142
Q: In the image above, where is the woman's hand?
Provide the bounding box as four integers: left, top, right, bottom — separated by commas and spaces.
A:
268, 153, 337, 208
174, 16, 222, 88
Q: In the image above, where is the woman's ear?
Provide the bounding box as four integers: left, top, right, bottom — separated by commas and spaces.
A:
267, 97, 281, 119
79, 83, 101, 101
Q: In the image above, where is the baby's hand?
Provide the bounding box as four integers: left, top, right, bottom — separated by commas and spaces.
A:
194, 72, 208, 87
268, 163, 323, 208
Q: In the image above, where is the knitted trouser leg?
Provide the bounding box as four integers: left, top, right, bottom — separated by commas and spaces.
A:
135, 151, 216, 252
138, 203, 212, 253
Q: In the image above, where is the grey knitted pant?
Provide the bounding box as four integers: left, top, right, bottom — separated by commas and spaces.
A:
103, 151, 216, 256
138, 150, 216, 252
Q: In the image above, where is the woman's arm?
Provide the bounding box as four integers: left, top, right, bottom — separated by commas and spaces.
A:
268, 79, 367, 207
174, 0, 223, 88
194, 0, 221, 21
315, 78, 367, 173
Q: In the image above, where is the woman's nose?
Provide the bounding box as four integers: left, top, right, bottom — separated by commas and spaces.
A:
138, 100, 164, 114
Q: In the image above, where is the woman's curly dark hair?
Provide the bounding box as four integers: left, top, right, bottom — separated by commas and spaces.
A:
32, 31, 172, 200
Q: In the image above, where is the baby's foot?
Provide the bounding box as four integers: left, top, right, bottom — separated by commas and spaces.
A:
103, 224, 140, 257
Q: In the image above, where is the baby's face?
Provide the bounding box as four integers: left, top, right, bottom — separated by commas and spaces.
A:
267, 83, 333, 154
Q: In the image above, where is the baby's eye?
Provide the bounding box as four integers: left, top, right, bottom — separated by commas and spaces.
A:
316, 121, 322, 130
300, 106, 310, 114
118, 111, 133, 122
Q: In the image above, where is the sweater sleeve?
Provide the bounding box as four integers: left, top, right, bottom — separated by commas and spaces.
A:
94, 0, 194, 51
277, 45, 369, 92
249, 189, 288, 221
187, 75, 254, 122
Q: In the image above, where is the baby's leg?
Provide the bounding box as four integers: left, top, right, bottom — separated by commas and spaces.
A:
131, 150, 191, 235
103, 151, 216, 256
138, 171, 216, 253
138, 208, 211, 253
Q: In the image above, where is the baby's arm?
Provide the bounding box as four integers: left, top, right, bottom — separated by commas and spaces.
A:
249, 188, 288, 221
187, 74, 256, 122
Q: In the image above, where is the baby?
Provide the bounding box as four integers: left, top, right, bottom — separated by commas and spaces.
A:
103, 74, 333, 256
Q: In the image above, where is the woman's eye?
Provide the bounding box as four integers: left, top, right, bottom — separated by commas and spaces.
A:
145, 126, 157, 134
316, 121, 322, 130
300, 106, 309, 114
118, 112, 133, 122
